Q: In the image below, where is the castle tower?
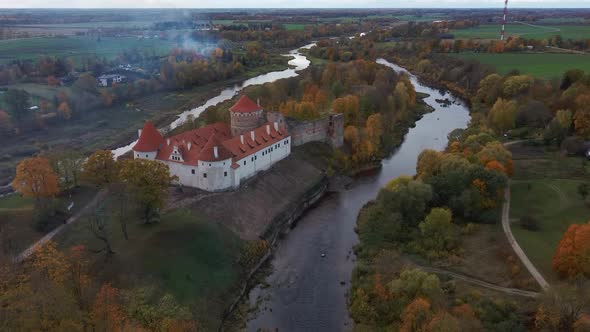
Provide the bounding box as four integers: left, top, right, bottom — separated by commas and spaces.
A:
229, 95, 263, 137
132, 121, 164, 159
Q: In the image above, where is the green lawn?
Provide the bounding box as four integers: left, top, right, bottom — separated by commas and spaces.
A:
284, 23, 307, 31
450, 52, 590, 79
56, 207, 245, 330
0, 194, 33, 209
452, 23, 590, 40
511, 179, 590, 281
509, 143, 590, 281
0, 36, 176, 64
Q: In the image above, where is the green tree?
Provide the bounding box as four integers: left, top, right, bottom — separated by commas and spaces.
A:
488, 98, 517, 134
413, 208, 460, 259
502, 75, 533, 97
475, 73, 502, 106
82, 150, 119, 188
3, 89, 30, 127
119, 159, 175, 224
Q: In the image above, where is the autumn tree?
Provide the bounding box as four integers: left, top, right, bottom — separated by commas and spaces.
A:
556, 109, 573, 130
57, 101, 72, 120
535, 281, 590, 332
73, 74, 98, 93
82, 150, 119, 188
91, 284, 126, 331
489, 98, 517, 134
412, 207, 460, 259
552, 222, 590, 278
366, 113, 383, 149
400, 297, 433, 332
502, 75, 533, 97
0, 110, 13, 136
475, 73, 503, 106
416, 149, 442, 180
11, 157, 60, 204
119, 159, 175, 223
332, 95, 360, 126
574, 108, 590, 139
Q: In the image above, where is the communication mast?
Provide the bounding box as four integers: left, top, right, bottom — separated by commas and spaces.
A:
500, 0, 509, 40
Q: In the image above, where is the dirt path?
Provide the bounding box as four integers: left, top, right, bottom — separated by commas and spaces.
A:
502, 184, 550, 290
13, 189, 108, 263
514, 21, 561, 36
416, 265, 540, 298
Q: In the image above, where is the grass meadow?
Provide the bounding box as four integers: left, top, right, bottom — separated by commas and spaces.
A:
452, 23, 590, 40
508, 143, 590, 282
0, 36, 176, 64
450, 52, 590, 78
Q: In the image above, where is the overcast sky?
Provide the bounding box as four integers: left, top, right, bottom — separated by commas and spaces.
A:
1, 0, 589, 8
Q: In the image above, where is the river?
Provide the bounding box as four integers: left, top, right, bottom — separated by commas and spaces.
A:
111, 42, 316, 158
107, 38, 471, 330
245, 58, 471, 331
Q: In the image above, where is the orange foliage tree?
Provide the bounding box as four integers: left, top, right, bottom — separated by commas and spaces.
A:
11, 157, 60, 202
552, 222, 590, 278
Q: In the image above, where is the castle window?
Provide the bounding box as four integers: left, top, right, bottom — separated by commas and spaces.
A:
224, 171, 227, 177
146, 154, 148, 158
209, 163, 211, 166
255, 155, 257, 160
191, 169, 195, 174
203, 173, 207, 178
243, 160, 246, 165
251, 157, 254, 162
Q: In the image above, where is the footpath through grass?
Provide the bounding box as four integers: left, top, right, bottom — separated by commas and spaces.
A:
450, 52, 590, 79
509, 143, 590, 282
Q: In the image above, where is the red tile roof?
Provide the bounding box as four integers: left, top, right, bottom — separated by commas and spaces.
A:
143, 121, 288, 167
229, 95, 262, 113
155, 123, 231, 165
133, 121, 164, 152
198, 134, 233, 162
222, 122, 287, 161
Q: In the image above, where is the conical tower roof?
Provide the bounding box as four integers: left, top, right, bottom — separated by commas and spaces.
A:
133, 121, 164, 152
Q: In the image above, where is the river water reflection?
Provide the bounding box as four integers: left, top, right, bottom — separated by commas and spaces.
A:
245, 58, 471, 332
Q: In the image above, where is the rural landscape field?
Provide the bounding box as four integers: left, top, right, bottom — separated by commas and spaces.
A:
1, 4, 590, 332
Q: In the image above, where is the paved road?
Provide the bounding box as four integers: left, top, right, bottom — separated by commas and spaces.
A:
14, 189, 108, 263
501, 184, 550, 290
417, 265, 540, 298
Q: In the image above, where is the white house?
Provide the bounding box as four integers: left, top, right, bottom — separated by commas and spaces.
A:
132, 95, 291, 191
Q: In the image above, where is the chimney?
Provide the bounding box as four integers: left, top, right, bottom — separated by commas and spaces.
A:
250, 131, 255, 141
187, 142, 191, 151
166, 138, 170, 146
266, 124, 270, 135
240, 134, 244, 144
274, 122, 279, 131
138, 129, 142, 138
213, 146, 219, 159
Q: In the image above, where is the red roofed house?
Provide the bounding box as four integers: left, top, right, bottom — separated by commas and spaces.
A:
132, 95, 291, 191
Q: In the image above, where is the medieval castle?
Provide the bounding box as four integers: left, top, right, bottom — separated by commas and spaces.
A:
133, 95, 343, 192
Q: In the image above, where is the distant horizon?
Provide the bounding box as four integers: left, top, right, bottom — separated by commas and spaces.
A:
2, 0, 590, 9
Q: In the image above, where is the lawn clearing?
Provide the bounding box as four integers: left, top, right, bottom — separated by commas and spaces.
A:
55, 207, 245, 330
450, 52, 590, 78
284, 23, 307, 31
509, 143, 590, 282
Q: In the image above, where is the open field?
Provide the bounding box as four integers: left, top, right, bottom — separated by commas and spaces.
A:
508, 143, 590, 282
450, 52, 590, 78
452, 23, 590, 40
55, 206, 245, 331
284, 23, 307, 30
0, 36, 176, 64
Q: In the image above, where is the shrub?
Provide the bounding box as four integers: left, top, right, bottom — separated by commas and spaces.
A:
519, 215, 540, 231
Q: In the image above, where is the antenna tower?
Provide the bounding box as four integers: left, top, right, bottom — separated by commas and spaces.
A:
500, 0, 509, 40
